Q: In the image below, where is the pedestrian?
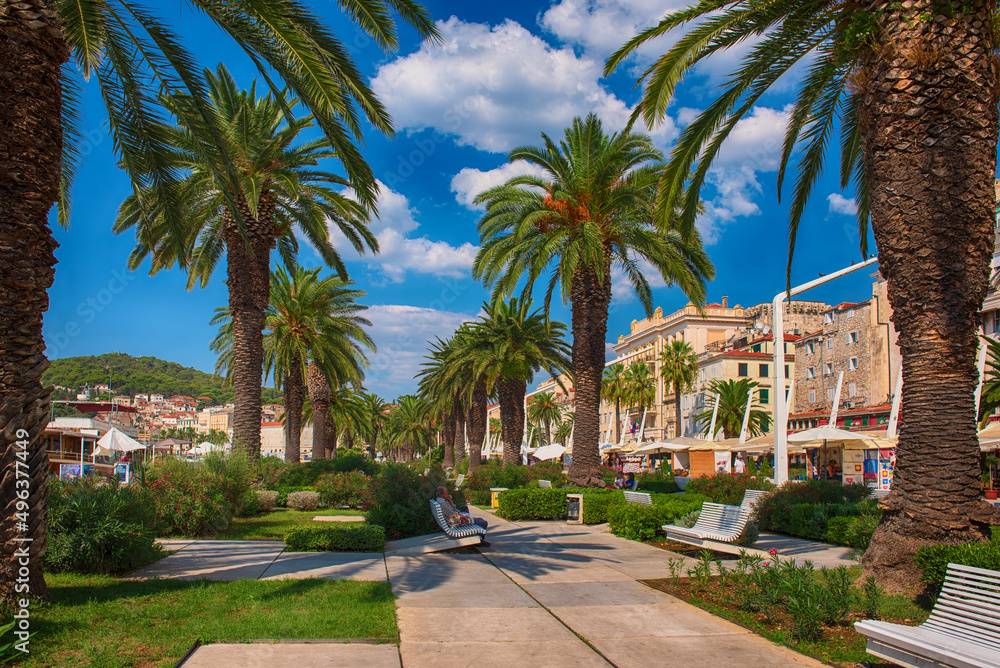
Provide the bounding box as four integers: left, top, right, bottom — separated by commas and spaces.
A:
435, 486, 490, 546
734, 453, 746, 474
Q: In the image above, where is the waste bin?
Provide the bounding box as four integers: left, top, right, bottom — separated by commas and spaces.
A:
490, 487, 508, 509
566, 493, 583, 524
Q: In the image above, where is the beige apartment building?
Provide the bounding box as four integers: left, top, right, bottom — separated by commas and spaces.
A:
208, 407, 232, 433
261, 421, 314, 460
602, 298, 827, 442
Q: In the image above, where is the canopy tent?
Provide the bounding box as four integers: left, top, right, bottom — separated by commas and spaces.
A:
192, 441, 228, 455
532, 443, 567, 461
979, 422, 1000, 449
787, 426, 887, 447
93, 427, 146, 458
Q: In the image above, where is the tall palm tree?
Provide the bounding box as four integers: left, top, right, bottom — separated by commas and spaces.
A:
554, 412, 575, 447
602, 363, 628, 445
459, 298, 572, 466
474, 115, 713, 486
326, 384, 367, 459
417, 334, 469, 470
659, 340, 699, 438
623, 362, 655, 439
357, 392, 391, 458
693, 379, 770, 440
1, 0, 436, 607
528, 392, 563, 445
386, 395, 433, 461
211, 266, 373, 463
117, 67, 377, 459
606, 0, 999, 589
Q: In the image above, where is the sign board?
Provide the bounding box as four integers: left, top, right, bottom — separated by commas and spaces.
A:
59, 464, 95, 480
714, 451, 731, 474
114, 463, 131, 484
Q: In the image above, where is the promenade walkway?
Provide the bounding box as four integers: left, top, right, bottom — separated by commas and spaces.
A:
153, 509, 847, 667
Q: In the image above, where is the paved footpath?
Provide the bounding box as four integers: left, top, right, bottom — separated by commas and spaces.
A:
150, 512, 850, 667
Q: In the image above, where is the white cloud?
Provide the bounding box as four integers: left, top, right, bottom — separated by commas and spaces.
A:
540, 0, 679, 62
333, 181, 478, 283
451, 160, 548, 210
371, 17, 676, 153
676, 107, 702, 127
827, 193, 858, 216
364, 304, 477, 397
610, 256, 667, 304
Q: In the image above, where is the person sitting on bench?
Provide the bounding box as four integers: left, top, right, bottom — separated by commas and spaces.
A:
435, 486, 489, 546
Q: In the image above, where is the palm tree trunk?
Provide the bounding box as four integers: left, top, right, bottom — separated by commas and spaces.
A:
860, 0, 1000, 593
498, 378, 526, 466
283, 354, 305, 463
0, 0, 68, 606
674, 380, 683, 438
568, 266, 612, 486
306, 361, 330, 460
442, 406, 456, 468
327, 417, 338, 460
614, 399, 621, 445
443, 395, 459, 469
468, 382, 487, 471
224, 204, 275, 460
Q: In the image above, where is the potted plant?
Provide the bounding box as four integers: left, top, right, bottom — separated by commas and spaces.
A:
984, 454, 999, 500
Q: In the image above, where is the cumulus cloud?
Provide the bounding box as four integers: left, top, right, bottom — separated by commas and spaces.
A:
450, 160, 548, 209
827, 193, 858, 216
364, 304, 477, 397
333, 181, 478, 283
610, 256, 668, 304
540, 0, 680, 61
371, 17, 676, 153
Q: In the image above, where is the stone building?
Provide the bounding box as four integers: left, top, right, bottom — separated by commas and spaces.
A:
792, 278, 900, 425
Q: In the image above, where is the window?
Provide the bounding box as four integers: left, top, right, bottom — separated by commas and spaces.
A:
849, 331, 859, 344
846, 309, 854, 319
759, 363, 769, 378
809, 390, 816, 403
993, 310, 1000, 335
752, 344, 761, 353
824, 313, 833, 324
849, 382, 857, 397
806, 342, 815, 355
759, 388, 769, 404
785, 365, 789, 377
827, 388, 835, 401
824, 363, 834, 376
806, 367, 816, 379
827, 338, 834, 349
738, 363, 748, 377
849, 357, 859, 370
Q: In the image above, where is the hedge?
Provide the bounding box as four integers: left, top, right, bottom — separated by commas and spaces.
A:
684, 473, 775, 505
284, 524, 385, 552
607, 492, 707, 541
497, 488, 567, 521
915, 527, 1000, 590
758, 500, 877, 542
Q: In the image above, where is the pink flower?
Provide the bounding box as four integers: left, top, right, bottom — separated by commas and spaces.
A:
769, 548, 778, 557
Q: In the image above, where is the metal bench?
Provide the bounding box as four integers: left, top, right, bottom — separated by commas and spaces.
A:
623, 491, 652, 505
429, 499, 486, 540
454, 473, 465, 488
855, 563, 1000, 668
740, 489, 769, 513
663, 502, 748, 543
538, 479, 552, 489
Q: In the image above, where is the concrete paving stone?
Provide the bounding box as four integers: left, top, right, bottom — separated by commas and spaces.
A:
604, 561, 682, 580
131, 541, 285, 581
548, 603, 750, 640
399, 641, 611, 668
393, 581, 539, 609
591, 635, 822, 668
181, 642, 400, 668
156, 539, 198, 550
489, 560, 635, 585
384, 533, 481, 555
262, 552, 387, 581
397, 607, 577, 643
521, 580, 669, 608
313, 515, 366, 522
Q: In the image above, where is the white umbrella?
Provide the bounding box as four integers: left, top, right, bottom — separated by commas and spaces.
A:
787, 426, 878, 445
533, 443, 567, 461
978, 422, 1000, 448
192, 441, 227, 455
93, 427, 146, 458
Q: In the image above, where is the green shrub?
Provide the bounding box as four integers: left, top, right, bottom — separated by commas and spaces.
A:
737, 520, 760, 547
825, 512, 879, 549
653, 492, 709, 521
675, 509, 700, 528
915, 533, 1000, 591
465, 490, 491, 507
636, 471, 678, 494
270, 485, 317, 507
284, 524, 385, 552
202, 450, 256, 515
366, 464, 464, 541
580, 491, 626, 524
46, 478, 161, 574
497, 488, 567, 521
287, 491, 321, 511
315, 471, 371, 509
684, 473, 775, 505
147, 457, 233, 536
608, 504, 674, 541
234, 489, 261, 518
755, 480, 872, 535
254, 490, 279, 511
464, 460, 563, 492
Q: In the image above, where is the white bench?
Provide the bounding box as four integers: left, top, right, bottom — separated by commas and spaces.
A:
538, 479, 552, 489
623, 491, 652, 505
423, 468, 430, 476
429, 500, 486, 540
855, 563, 1000, 668
663, 502, 748, 543
739, 489, 769, 513
455, 473, 465, 488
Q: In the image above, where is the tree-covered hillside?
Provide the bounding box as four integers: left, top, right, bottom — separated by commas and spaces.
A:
43, 353, 282, 405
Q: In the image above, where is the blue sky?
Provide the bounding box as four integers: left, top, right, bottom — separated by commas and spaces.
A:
43, 0, 878, 399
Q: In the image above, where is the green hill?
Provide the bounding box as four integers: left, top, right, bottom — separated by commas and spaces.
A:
43, 353, 282, 405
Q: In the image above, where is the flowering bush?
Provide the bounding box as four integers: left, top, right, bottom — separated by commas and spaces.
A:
146, 454, 255, 536
754, 480, 875, 539
286, 491, 321, 511
366, 464, 464, 541
465, 459, 564, 492
684, 472, 775, 505
254, 490, 279, 511
315, 471, 371, 509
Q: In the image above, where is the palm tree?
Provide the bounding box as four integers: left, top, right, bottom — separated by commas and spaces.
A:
602, 363, 628, 445
606, 0, 999, 589
554, 412, 575, 447
693, 379, 770, 440
474, 115, 713, 486
659, 340, 699, 438
417, 334, 469, 470
357, 393, 391, 458
459, 298, 572, 466
326, 384, 368, 459
116, 67, 378, 459
623, 362, 656, 440
528, 392, 563, 445
385, 395, 433, 461
0, 1, 436, 606
211, 266, 373, 463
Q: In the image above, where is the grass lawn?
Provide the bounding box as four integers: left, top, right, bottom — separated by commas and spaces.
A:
6, 573, 396, 667
643, 566, 929, 668
204, 509, 364, 541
